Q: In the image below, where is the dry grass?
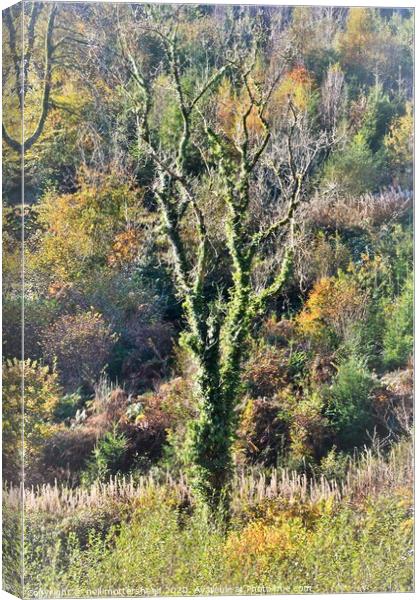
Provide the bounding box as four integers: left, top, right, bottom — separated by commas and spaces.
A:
5, 437, 413, 517
304, 188, 412, 231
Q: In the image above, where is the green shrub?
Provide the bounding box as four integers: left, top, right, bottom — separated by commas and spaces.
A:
383, 278, 413, 369
327, 355, 376, 449
372, 223, 413, 297
359, 87, 398, 154
81, 429, 128, 485
322, 133, 381, 195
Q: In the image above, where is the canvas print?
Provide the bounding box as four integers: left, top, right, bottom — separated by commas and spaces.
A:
2, 2, 414, 597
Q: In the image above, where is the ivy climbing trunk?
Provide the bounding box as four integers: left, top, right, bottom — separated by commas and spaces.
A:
189, 334, 251, 520
125, 20, 328, 522
189, 359, 233, 520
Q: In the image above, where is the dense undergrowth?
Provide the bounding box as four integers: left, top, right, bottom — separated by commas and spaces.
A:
4, 437, 412, 596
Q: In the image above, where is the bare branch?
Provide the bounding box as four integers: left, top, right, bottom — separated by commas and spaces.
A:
250, 246, 294, 314
189, 65, 229, 112
3, 8, 21, 108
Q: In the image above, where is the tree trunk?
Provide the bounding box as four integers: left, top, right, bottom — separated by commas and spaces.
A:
187, 288, 251, 524
188, 351, 238, 523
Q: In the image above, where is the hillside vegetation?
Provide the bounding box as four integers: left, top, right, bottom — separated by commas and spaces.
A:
2, 4, 413, 596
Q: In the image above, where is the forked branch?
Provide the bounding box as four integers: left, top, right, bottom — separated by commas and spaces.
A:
2, 4, 58, 153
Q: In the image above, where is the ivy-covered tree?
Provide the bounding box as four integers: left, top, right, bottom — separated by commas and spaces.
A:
121, 11, 335, 520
